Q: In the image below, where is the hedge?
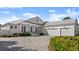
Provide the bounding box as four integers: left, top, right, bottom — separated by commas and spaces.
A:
48, 36, 79, 51
13, 32, 31, 37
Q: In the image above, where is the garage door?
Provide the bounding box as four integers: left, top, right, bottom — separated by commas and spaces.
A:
60, 29, 69, 36
52, 29, 60, 36
47, 29, 60, 36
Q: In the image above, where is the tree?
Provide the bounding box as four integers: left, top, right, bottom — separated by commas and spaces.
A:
63, 17, 71, 20
43, 21, 48, 25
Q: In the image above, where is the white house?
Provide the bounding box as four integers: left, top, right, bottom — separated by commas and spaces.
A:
0, 16, 47, 36
0, 24, 1, 29
0, 17, 79, 36
44, 19, 79, 36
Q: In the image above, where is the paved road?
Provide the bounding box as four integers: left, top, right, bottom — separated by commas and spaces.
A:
0, 36, 51, 51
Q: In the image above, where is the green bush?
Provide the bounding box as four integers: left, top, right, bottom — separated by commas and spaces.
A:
49, 36, 79, 51
26, 32, 31, 36
39, 33, 44, 35
13, 33, 18, 35
18, 32, 31, 36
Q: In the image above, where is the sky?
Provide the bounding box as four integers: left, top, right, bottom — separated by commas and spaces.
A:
0, 7, 79, 24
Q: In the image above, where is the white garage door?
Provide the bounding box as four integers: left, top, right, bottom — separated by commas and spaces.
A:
47, 28, 60, 36
61, 28, 70, 36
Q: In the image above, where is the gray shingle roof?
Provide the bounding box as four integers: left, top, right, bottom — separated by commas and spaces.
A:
1, 17, 44, 27
2, 20, 23, 27
44, 19, 78, 27
9, 20, 23, 24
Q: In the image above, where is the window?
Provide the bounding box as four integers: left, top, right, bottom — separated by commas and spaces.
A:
21, 26, 26, 32
21, 27, 23, 32
47, 27, 57, 30
38, 27, 40, 33
47, 28, 51, 30
35, 27, 38, 34
10, 25, 13, 29
61, 27, 70, 30
15, 26, 17, 29
31, 27, 32, 32
65, 28, 69, 30
52, 28, 57, 30
24, 27, 26, 32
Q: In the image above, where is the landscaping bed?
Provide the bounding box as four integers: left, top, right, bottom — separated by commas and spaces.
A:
49, 36, 79, 51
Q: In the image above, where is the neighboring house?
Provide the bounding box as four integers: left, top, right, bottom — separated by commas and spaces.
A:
0, 16, 47, 36
44, 19, 79, 36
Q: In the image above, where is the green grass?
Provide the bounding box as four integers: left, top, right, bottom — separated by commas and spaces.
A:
48, 36, 79, 51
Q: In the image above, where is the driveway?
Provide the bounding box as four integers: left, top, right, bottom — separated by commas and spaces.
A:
0, 36, 51, 51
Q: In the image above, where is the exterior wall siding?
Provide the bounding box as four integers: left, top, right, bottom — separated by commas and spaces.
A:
19, 23, 44, 35
1, 25, 9, 30
0, 30, 17, 36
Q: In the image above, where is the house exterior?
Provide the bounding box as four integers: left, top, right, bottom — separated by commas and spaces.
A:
0, 17, 79, 36
44, 19, 79, 36
0, 24, 1, 29
0, 17, 47, 36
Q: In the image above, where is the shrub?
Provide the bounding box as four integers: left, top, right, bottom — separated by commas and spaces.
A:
3, 35, 7, 37
39, 33, 44, 35
13, 33, 18, 37
27, 32, 31, 36
18, 32, 31, 36
49, 36, 79, 51
19, 32, 26, 36
13, 33, 18, 35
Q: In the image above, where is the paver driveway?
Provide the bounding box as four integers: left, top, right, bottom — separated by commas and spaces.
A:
0, 36, 51, 51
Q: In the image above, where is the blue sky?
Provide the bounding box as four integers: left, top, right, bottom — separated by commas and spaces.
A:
0, 7, 79, 24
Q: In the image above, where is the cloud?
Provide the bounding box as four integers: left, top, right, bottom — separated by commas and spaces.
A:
0, 16, 20, 24
66, 8, 71, 13
0, 12, 40, 24
23, 13, 40, 19
6, 7, 23, 10
49, 9, 56, 13
9, 16, 20, 20
47, 13, 66, 22
47, 8, 79, 22
1, 11, 10, 14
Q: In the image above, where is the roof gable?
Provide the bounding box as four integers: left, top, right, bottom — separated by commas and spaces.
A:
23, 16, 44, 25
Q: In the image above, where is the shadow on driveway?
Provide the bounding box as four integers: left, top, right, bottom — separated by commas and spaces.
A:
0, 41, 36, 51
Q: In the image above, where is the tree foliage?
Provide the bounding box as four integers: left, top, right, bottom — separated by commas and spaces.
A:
63, 17, 71, 20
